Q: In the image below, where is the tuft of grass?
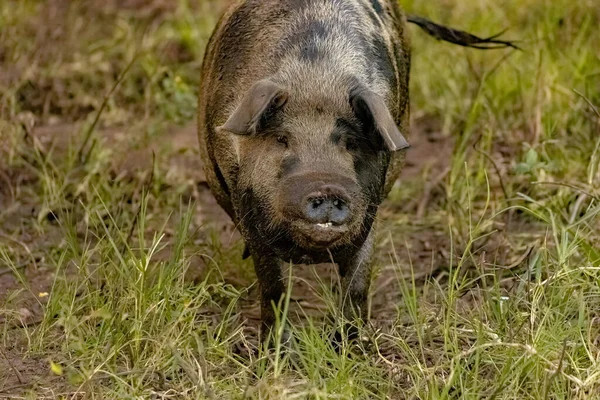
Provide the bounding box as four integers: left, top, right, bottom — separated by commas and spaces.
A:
1, 0, 599, 398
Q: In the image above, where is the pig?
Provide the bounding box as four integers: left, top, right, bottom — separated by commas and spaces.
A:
197, 0, 515, 343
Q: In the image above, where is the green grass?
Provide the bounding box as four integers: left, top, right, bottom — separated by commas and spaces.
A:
1, 0, 599, 398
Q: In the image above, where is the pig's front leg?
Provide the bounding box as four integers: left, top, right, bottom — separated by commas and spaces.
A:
251, 250, 285, 345
337, 230, 375, 335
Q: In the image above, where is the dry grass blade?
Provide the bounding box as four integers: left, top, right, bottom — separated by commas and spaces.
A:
573, 89, 600, 119
77, 54, 140, 165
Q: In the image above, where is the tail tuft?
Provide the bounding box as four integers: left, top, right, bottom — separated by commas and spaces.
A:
407, 15, 521, 50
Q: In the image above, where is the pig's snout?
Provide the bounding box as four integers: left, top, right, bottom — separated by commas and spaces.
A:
279, 173, 360, 248
304, 185, 351, 226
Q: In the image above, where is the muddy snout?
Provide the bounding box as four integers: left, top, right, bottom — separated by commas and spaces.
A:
279, 173, 360, 247
304, 185, 350, 226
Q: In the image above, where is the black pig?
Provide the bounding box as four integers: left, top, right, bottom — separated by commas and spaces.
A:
197, 0, 515, 343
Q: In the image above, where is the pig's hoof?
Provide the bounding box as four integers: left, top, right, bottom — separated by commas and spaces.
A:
330, 325, 357, 353
330, 326, 372, 355
259, 329, 302, 366
259, 327, 293, 351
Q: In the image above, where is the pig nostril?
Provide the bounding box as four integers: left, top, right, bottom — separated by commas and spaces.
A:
331, 197, 349, 213
304, 194, 350, 225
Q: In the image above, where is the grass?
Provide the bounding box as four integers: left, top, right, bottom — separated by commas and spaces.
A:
1, 0, 599, 398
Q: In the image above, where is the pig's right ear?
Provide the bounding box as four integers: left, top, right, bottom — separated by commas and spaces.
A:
217, 79, 288, 135
350, 88, 410, 152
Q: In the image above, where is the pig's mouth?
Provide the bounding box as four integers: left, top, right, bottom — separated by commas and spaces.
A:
291, 220, 350, 248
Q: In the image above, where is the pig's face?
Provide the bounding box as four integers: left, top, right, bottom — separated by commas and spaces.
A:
218, 79, 408, 257
237, 114, 373, 251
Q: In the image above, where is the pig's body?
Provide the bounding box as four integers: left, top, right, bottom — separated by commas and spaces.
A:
198, 0, 410, 340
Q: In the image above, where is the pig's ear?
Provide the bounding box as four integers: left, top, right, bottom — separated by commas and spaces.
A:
351, 89, 410, 151
217, 79, 288, 135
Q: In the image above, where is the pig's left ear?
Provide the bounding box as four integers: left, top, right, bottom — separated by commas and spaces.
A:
217, 79, 288, 135
351, 88, 410, 151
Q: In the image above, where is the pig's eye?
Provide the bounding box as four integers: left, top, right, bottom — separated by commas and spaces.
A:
345, 137, 359, 152
276, 135, 289, 147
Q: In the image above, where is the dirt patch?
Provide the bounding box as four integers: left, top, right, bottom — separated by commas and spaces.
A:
402, 116, 454, 180
0, 346, 55, 397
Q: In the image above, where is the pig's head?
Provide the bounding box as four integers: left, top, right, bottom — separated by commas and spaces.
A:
217, 78, 408, 258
